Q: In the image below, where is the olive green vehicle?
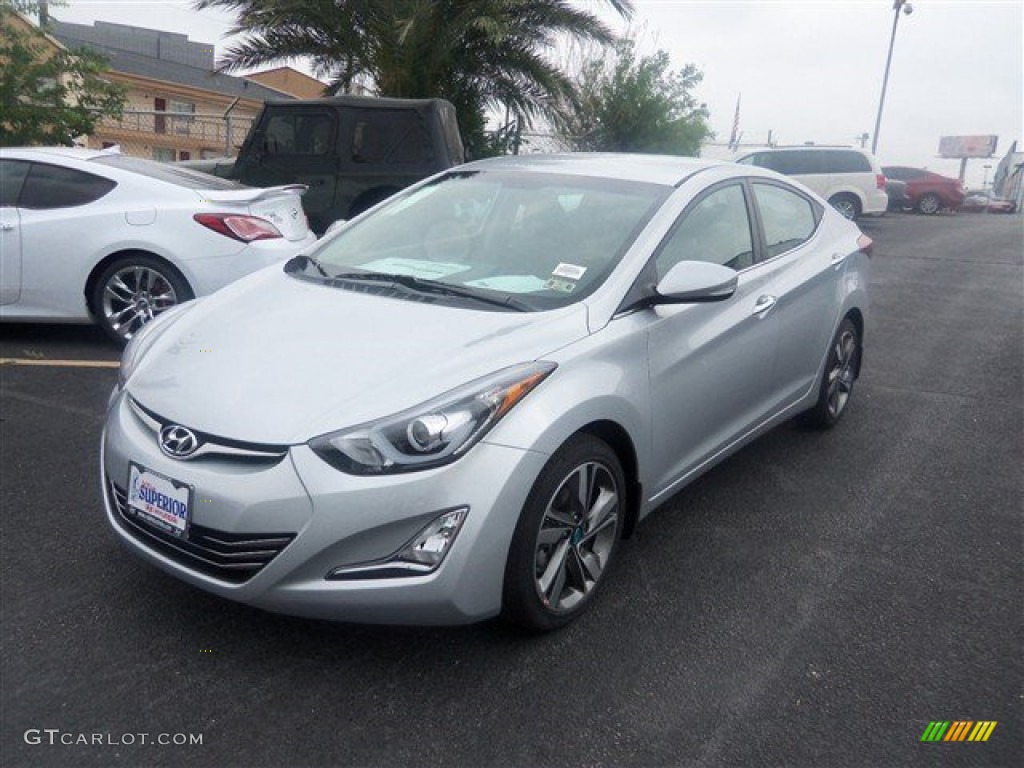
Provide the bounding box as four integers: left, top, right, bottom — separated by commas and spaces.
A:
188, 96, 465, 234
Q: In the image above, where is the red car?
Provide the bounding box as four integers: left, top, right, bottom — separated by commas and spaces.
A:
961, 190, 1018, 214
882, 166, 965, 214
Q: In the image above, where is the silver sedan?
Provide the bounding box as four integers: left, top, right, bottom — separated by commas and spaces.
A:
102, 154, 871, 630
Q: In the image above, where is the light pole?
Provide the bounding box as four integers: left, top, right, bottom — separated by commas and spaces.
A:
871, 0, 914, 155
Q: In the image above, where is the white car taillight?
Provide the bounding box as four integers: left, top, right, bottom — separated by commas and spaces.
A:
193, 213, 283, 242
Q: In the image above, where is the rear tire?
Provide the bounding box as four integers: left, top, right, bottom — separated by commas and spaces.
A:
91, 255, 192, 345
917, 193, 942, 215
502, 435, 625, 631
828, 194, 861, 221
801, 317, 860, 429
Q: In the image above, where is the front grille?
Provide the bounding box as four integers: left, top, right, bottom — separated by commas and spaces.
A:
109, 480, 295, 584
128, 398, 289, 464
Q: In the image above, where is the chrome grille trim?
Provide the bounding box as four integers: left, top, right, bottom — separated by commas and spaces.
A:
109, 479, 295, 583
127, 397, 288, 462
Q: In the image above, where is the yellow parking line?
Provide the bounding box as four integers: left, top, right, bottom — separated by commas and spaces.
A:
0, 358, 120, 368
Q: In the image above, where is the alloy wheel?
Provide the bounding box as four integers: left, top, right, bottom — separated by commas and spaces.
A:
831, 198, 857, 220
918, 194, 941, 215
101, 265, 179, 341
533, 461, 619, 613
827, 328, 858, 419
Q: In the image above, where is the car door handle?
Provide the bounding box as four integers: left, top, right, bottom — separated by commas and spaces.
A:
831, 252, 847, 268
752, 294, 777, 316
1, 223, 14, 232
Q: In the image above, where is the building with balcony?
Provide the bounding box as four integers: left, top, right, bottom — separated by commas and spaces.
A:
50, 20, 301, 161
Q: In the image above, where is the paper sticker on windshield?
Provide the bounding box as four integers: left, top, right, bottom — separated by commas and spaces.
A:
552, 263, 587, 280
465, 275, 548, 293
545, 278, 577, 294
358, 257, 470, 280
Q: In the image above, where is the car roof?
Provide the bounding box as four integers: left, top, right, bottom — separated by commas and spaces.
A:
460, 153, 721, 187
0, 146, 114, 162
741, 145, 866, 154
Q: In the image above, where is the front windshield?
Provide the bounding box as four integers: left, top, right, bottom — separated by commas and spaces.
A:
302, 169, 669, 311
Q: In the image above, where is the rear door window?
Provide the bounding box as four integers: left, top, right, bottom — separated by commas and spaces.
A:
774, 151, 823, 175
752, 182, 820, 258
825, 150, 871, 173
18, 163, 117, 209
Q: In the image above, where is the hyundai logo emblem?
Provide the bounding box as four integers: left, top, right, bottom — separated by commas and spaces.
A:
159, 424, 200, 459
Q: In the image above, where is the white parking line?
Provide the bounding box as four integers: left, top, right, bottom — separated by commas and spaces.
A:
0, 358, 120, 369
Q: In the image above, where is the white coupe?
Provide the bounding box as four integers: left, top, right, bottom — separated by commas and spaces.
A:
0, 147, 316, 342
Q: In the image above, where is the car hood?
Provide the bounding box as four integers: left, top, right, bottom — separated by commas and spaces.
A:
126, 269, 590, 444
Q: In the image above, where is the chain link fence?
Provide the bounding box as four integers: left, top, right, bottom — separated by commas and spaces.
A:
82, 110, 255, 162
84, 112, 752, 165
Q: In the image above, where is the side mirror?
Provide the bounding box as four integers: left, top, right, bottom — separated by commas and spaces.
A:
655, 261, 737, 303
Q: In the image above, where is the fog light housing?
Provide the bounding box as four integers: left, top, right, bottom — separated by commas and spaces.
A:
327, 507, 469, 580
396, 507, 467, 568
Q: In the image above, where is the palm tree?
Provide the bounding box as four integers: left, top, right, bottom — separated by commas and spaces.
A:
194, 0, 634, 155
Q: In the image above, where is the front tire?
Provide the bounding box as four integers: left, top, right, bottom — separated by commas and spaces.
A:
91, 255, 193, 344
802, 317, 860, 429
502, 435, 625, 631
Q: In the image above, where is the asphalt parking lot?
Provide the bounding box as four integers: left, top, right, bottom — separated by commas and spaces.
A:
2, 212, 1021, 767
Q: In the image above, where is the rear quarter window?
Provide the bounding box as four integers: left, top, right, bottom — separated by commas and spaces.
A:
352, 110, 434, 165
18, 163, 117, 209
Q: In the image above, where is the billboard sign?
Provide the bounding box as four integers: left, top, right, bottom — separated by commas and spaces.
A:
938, 135, 999, 158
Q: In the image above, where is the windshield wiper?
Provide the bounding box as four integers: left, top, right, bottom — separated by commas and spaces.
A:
329, 271, 530, 312
284, 253, 330, 277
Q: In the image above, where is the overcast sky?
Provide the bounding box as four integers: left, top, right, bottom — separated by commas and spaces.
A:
49, 0, 1023, 186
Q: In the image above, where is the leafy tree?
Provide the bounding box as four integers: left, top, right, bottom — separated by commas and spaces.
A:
556, 37, 712, 156
193, 0, 634, 157
0, 4, 126, 146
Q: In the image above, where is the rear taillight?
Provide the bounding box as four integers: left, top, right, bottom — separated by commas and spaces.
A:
193, 213, 282, 242
857, 234, 874, 258
876, 174, 886, 190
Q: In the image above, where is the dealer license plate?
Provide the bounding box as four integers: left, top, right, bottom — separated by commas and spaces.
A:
127, 463, 192, 538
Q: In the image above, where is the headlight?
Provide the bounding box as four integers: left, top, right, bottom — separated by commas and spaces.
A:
310, 362, 556, 474
117, 300, 197, 390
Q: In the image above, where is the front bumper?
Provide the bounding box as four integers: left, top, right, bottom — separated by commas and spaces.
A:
101, 390, 548, 624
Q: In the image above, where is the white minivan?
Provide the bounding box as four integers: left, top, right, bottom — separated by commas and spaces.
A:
736, 146, 889, 220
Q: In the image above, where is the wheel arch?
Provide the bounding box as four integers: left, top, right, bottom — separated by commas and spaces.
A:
84, 249, 193, 319
576, 420, 642, 540
843, 307, 865, 378
826, 182, 867, 202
